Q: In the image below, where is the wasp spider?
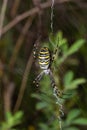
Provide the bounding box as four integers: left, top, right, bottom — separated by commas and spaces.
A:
33, 41, 65, 98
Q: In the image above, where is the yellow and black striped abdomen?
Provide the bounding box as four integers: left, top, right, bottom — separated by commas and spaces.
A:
38, 47, 51, 69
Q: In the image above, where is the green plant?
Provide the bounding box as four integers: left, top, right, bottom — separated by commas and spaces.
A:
31, 31, 86, 130
63, 109, 87, 130
0, 111, 23, 130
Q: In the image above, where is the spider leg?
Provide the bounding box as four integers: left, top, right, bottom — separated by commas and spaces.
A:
49, 70, 71, 99
33, 35, 41, 59
33, 71, 44, 88
51, 44, 60, 63
33, 43, 38, 59
49, 70, 64, 118
49, 70, 62, 98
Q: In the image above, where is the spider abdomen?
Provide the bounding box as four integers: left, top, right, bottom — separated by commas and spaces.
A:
38, 47, 51, 69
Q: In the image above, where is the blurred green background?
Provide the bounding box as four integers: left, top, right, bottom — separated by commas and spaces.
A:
0, 0, 87, 130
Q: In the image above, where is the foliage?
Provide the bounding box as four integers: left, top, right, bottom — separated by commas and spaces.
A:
0, 111, 23, 130
63, 109, 87, 130
32, 31, 86, 130
0, 1, 87, 130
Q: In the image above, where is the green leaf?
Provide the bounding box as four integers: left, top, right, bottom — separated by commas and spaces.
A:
7, 118, 14, 128
12, 111, 23, 126
55, 31, 61, 46
59, 38, 67, 47
49, 33, 55, 48
5, 112, 14, 127
65, 78, 86, 90
39, 123, 49, 130
5, 112, 12, 120
72, 118, 87, 125
66, 39, 85, 56
67, 109, 81, 122
31, 93, 41, 100
64, 127, 79, 130
3, 111, 23, 129
64, 71, 74, 87
60, 41, 68, 54
13, 111, 23, 120
55, 31, 67, 47
36, 102, 48, 110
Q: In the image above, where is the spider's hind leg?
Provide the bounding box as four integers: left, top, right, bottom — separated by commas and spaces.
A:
33, 71, 44, 88
49, 70, 62, 98
49, 70, 71, 99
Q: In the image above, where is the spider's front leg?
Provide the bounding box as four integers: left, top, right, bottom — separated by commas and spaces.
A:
51, 45, 58, 62
33, 35, 41, 59
33, 71, 44, 88
33, 43, 38, 59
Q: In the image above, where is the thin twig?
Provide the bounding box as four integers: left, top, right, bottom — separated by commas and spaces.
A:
13, 17, 41, 112
13, 36, 41, 112
32, 0, 41, 6
11, 0, 21, 17
13, 53, 33, 112
9, 16, 35, 69
0, 0, 8, 38
0, 0, 70, 36
3, 75, 15, 112
32, 0, 43, 37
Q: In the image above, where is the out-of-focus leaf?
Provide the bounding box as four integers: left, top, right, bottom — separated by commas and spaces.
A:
1, 111, 23, 129
39, 123, 49, 130
72, 118, 87, 125
14, 111, 23, 119
49, 33, 55, 48
64, 127, 79, 130
67, 109, 81, 122
64, 71, 74, 87
31, 93, 41, 100
60, 42, 68, 54
66, 39, 85, 56
49, 31, 67, 52
65, 78, 86, 90
55, 31, 62, 46
36, 102, 48, 110
5, 112, 12, 120
55, 31, 67, 47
